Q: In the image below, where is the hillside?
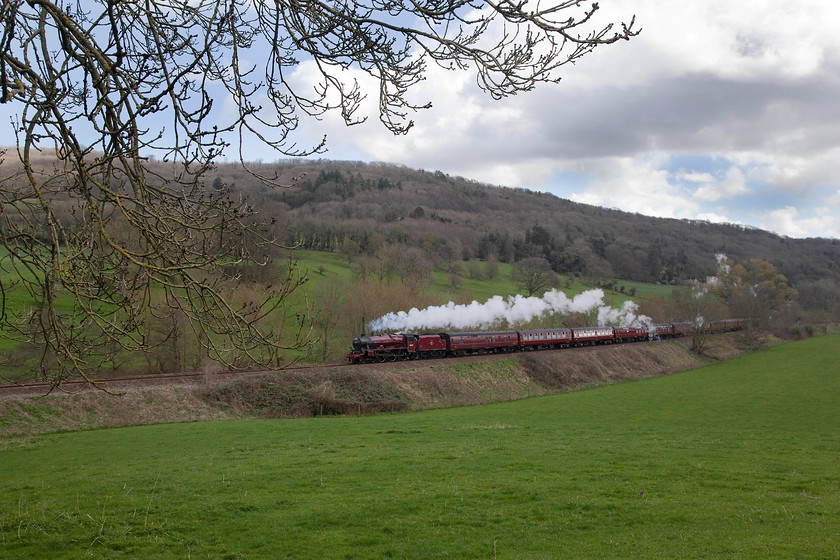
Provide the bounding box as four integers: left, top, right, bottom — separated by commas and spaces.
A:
207, 159, 840, 292
5, 153, 838, 298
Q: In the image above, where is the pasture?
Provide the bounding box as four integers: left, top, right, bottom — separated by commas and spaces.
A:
2, 335, 838, 559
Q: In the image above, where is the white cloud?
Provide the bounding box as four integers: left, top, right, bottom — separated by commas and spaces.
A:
596, 0, 840, 81
693, 166, 751, 202
4, 0, 839, 240
695, 212, 739, 225
763, 207, 805, 237
745, 148, 840, 195
233, 0, 840, 239
560, 155, 699, 219
761, 206, 840, 239
677, 170, 715, 183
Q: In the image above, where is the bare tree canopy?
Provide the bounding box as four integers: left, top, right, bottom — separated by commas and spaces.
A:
514, 256, 554, 297
0, 0, 637, 385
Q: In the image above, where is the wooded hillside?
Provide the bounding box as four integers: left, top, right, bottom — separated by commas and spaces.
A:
209, 159, 839, 294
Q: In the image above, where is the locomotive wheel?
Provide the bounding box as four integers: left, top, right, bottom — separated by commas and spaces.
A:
376, 354, 386, 363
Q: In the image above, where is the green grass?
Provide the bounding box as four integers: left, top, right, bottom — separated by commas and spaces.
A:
2, 335, 839, 558
293, 249, 356, 283
430, 261, 520, 302
603, 278, 680, 300
293, 249, 663, 306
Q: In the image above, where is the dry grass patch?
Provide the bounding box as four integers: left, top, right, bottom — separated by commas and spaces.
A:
385, 360, 543, 409
518, 343, 708, 391
0, 386, 232, 438
197, 369, 410, 418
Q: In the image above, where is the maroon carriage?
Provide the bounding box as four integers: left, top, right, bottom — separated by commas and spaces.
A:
613, 326, 648, 343
570, 326, 615, 346
648, 324, 675, 338
672, 322, 694, 337
444, 331, 519, 356
518, 329, 573, 349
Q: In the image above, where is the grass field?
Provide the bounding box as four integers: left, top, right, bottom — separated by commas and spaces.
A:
295, 249, 678, 305
3, 339, 837, 558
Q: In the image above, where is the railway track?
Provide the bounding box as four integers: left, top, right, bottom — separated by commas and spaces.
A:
0, 348, 550, 397
0, 362, 351, 397
0, 337, 683, 398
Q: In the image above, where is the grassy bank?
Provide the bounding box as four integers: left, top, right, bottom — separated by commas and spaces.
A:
1, 335, 838, 558
1, 339, 715, 437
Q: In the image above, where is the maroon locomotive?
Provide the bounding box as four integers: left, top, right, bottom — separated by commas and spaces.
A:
346, 333, 417, 362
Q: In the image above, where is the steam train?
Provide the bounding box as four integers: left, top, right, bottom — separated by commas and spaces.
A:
346, 319, 746, 363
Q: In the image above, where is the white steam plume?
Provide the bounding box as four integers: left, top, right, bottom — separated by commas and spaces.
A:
367, 289, 651, 333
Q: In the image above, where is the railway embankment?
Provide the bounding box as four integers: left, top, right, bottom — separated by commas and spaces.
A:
0, 334, 770, 438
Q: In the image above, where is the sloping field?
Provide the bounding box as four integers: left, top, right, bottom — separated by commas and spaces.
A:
1, 335, 838, 558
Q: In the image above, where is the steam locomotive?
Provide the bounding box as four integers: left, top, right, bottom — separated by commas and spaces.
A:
346, 319, 746, 363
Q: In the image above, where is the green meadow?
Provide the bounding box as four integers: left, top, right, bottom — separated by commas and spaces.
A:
296, 249, 677, 304
2, 336, 838, 559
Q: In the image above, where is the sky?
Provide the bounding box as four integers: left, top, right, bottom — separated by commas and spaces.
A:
3, 1, 839, 239
274, 0, 840, 240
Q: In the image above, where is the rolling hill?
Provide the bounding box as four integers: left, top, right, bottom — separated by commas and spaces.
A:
210, 159, 840, 294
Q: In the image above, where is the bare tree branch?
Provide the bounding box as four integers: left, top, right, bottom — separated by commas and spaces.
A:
0, 0, 637, 384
